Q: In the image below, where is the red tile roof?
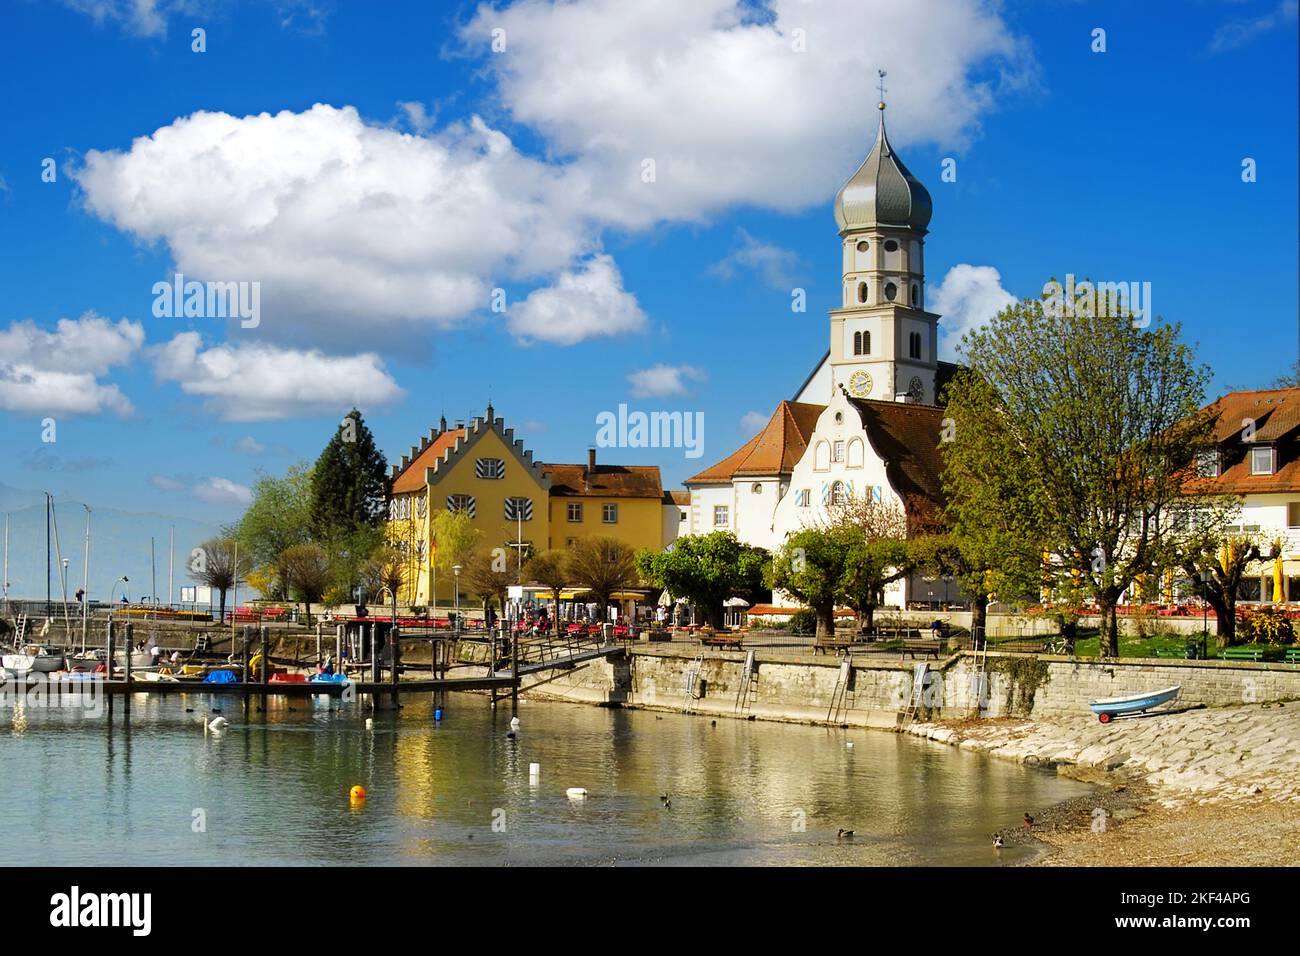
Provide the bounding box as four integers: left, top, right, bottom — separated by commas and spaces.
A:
848, 397, 947, 520
391, 428, 467, 494
542, 463, 664, 498
1196, 388, 1300, 495
686, 401, 825, 484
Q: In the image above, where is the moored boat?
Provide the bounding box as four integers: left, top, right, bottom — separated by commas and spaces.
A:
2, 644, 66, 676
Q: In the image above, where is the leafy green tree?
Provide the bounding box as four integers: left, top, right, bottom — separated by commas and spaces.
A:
432, 508, 482, 606
236, 463, 314, 598
768, 527, 851, 641
565, 537, 638, 622
943, 290, 1216, 657
309, 409, 389, 541
824, 495, 911, 630
1177, 524, 1276, 648
636, 532, 767, 630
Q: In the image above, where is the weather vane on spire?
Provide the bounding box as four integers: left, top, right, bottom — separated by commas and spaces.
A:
876, 69, 887, 110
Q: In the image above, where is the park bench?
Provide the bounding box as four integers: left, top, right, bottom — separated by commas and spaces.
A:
1221, 646, 1278, 662
813, 636, 855, 655
1284, 648, 1300, 664
699, 633, 745, 651
900, 640, 941, 660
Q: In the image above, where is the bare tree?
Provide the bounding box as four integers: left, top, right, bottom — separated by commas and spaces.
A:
191, 536, 250, 624
565, 537, 638, 622
525, 549, 568, 636
281, 543, 331, 626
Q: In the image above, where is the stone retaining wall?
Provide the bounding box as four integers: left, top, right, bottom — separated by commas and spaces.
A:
519, 646, 1300, 727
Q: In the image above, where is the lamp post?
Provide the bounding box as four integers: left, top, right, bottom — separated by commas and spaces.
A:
452, 564, 462, 637
1200, 569, 1212, 656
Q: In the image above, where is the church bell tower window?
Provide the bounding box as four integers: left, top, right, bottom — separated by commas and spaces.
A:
884, 282, 897, 302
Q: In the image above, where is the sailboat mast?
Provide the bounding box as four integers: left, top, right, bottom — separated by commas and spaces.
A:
168, 525, 174, 608
46, 493, 51, 617
50, 496, 72, 637
82, 506, 91, 653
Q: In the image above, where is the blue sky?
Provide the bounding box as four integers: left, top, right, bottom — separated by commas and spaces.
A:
1, 0, 1296, 535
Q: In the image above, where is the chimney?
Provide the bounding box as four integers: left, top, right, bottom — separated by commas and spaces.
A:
587, 447, 597, 475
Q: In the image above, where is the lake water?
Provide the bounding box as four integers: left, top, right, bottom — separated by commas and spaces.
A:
0, 690, 1094, 866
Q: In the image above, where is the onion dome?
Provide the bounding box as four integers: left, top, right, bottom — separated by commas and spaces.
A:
834, 103, 932, 233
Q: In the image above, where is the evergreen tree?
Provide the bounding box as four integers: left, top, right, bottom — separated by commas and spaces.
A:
309, 409, 389, 541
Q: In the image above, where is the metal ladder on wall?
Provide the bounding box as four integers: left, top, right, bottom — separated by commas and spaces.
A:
827, 656, 855, 724
901, 661, 929, 728
14, 612, 28, 643
969, 625, 989, 716
682, 647, 705, 714
735, 650, 758, 715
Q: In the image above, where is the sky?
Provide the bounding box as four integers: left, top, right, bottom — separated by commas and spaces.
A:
1, 0, 1297, 538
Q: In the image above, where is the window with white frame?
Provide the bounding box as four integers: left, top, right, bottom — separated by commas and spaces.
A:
795, 488, 810, 508
713, 505, 728, 527
602, 503, 618, 524
832, 441, 845, 463
1250, 445, 1275, 475
567, 502, 583, 523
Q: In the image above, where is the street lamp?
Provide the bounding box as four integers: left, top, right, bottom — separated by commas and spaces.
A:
1200, 569, 1212, 655
452, 564, 462, 636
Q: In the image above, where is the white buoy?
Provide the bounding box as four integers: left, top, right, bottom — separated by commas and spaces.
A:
566, 787, 588, 800
510, 716, 521, 731
529, 762, 540, 786
365, 717, 375, 731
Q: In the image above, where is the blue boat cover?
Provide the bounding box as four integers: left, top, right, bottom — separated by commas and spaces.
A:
203, 669, 238, 684
309, 672, 348, 683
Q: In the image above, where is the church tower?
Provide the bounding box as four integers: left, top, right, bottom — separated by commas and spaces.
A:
828, 87, 939, 404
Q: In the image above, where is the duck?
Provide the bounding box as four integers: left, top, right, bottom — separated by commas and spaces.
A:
836, 828, 854, 841
1022, 813, 1034, 830
992, 833, 1004, 848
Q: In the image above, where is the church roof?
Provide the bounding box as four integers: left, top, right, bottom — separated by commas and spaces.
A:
686, 401, 825, 484
847, 395, 947, 519
834, 105, 932, 233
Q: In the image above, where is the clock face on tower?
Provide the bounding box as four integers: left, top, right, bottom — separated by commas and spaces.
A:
908, 376, 924, 400
848, 370, 873, 398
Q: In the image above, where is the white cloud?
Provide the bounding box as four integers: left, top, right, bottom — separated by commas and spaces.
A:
234, 436, 265, 455
709, 229, 800, 290
740, 410, 769, 434
1207, 0, 1297, 55
192, 476, 253, 506
627, 364, 707, 398
148, 474, 186, 492
461, 0, 1034, 227
59, 0, 180, 37
397, 101, 434, 132
0, 312, 142, 416
72, 105, 601, 349
509, 255, 647, 345
930, 264, 1018, 360
150, 332, 404, 421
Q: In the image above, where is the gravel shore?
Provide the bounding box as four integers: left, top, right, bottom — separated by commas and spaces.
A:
907, 702, 1300, 866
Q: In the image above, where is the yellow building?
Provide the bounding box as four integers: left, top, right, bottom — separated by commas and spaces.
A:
541, 448, 674, 552
386, 405, 551, 606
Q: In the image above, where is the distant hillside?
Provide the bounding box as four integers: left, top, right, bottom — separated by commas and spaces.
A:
1, 483, 221, 604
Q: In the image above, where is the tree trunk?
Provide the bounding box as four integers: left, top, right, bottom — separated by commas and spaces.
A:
1206, 590, 1234, 647
971, 594, 988, 638
864, 604, 876, 630
815, 603, 836, 641
1097, 598, 1119, 658
218, 588, 228, 625
551, 588, 563, 637
707, 604, 726, 631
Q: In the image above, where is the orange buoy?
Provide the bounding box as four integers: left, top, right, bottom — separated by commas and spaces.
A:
350, 785, 367, 802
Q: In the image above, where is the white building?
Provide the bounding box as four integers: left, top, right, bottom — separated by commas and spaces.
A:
683, 99, 956, 610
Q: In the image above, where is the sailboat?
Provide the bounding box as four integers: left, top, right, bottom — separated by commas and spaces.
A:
1, 615, 65, 676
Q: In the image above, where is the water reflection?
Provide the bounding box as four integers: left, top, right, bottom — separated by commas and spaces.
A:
0, 692, 1093, 866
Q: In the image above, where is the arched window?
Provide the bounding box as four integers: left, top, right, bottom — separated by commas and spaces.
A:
884, 282, 897, 302
814, 441, 830, 471
862, 330, 870, 354
830, 481, 847, 506
853, 331, 862, 355
910, 283, 919, 307
908, 332, 922, 359
857, 282, 868, 304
